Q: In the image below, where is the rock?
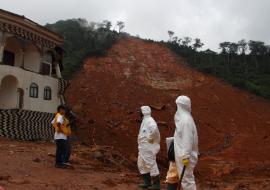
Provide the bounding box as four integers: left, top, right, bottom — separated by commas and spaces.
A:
206, 181, 218, 187
129, 154, 138, 163
88, 119, 95, 125
119, 173, 126, 178
127, 110, 134, 115
72, 103, 84, 113
33, 158, 41, 163
93, 151, 103, 159
158, 121, 168, 127
209, 162, 238, 178
0, 175, 11, 181
150, 104, 166, 111
9, 178, 30, 185
236, 183, 249, 189
47, 153, 55, 157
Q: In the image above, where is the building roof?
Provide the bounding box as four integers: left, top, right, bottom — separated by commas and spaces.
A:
0, 9, 63, 48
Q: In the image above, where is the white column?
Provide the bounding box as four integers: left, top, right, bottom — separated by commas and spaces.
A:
0, 31, 6, 63
55, 63, 62, 78
20, 48, 25, 68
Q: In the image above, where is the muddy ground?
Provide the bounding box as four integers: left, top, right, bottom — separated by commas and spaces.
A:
1, 137, 269, 190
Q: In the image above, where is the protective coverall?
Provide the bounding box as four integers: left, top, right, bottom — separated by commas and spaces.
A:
137, 106, 161, 189
174, 96, 199, 190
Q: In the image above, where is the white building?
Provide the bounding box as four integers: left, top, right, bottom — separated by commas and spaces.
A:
0, 9, 65, 113
0, 9, 67, 140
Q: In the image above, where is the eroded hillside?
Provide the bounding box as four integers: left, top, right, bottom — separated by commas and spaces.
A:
66, 38, 270, 188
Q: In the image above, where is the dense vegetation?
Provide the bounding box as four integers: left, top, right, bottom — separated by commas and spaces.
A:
46, 19, 122, 78
164, 32, 270, 99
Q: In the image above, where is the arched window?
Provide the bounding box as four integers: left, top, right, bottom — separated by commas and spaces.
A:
29, 83, 38, 98
44, 86, 52, 100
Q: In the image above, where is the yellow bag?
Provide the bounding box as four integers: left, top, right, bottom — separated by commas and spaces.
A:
62, 118, 71, 136
52, 113, 71, 136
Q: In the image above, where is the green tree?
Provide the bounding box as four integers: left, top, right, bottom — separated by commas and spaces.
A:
248, 40, 267, 55
238, 39, 248, 55
228, 42, 239, 55
182, 37, 192, 47
168, 30, 174, 42
102, 20, 112, 30
219, 42, 230, 54
193, 38, 204, 51
116, 21, 125, 33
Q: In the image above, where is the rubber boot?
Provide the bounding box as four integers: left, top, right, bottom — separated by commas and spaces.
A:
148, 175, 160, 190
167, 183, 178, 190
138, 173, 151, 189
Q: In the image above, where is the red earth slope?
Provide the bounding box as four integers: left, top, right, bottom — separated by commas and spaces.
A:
66, 38, 270, 187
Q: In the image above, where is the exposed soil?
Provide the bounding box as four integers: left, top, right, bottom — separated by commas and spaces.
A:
65, 38, 270, 188
0, 136, 269, 190
0, 137, 141, 190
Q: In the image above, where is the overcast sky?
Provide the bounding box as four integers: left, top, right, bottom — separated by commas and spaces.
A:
1, 0, 270, 50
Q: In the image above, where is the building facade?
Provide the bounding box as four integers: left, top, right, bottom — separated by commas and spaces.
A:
0, 9, 67, 140
0, 9, 65, 113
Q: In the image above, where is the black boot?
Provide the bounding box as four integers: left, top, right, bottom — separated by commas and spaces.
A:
138, 173, 151, 189
148, 175, 160, 190
167, 183, 178, 190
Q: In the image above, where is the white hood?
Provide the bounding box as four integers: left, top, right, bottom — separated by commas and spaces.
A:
174, 95, 198, 159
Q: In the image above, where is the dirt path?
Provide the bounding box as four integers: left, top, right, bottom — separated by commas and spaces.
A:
0, 137, 140, 190
1, 137, 270, 189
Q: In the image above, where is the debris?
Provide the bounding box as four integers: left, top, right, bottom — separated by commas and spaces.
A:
47, 153, 55, 157
9, 178, 30, 185
33, 158, 41, 163
93, 151, 103, 159
0, 176, 11, 181
157, 121, 168, 127
150, 104, 166, 111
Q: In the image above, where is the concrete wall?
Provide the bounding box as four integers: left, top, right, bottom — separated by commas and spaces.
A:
0, 65, 60, 113
24, 44, 41, 73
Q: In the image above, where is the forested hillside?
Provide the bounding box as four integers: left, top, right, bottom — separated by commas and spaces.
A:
164, 33, 270, 99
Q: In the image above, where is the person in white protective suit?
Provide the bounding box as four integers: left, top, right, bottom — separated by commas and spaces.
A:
137, 106, 161, 190
174, 96, 199, 190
